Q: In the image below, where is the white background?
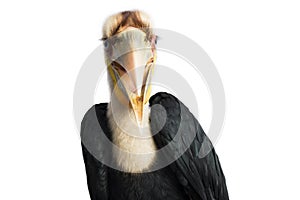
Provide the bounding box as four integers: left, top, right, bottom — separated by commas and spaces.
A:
1, 0, 300, 199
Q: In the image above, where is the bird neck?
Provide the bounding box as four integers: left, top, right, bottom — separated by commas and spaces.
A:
107, 102, 157, 173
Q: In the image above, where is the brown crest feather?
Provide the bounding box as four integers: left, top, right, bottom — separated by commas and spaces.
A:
102, 10, 153, 40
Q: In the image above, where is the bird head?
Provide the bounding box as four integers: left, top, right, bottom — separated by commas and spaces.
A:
102, 11, 157, 126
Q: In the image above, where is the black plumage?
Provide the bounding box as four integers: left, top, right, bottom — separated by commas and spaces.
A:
81, 92, 229, 200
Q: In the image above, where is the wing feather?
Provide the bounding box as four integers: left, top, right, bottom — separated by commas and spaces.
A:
150, 92, 229, 200
81, 104, 110, 200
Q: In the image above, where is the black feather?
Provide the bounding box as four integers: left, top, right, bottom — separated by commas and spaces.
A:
150, 92, 229, 200
81, 92, 229, 200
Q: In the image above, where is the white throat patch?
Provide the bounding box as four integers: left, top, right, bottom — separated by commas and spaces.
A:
107, 103, 157, 173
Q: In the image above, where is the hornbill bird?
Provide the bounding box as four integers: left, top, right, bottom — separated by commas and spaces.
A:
81, 10, 229, 200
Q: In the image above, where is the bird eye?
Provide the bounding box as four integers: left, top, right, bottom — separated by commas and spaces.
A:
104, 40, 109, 49
148, 34, 157, 44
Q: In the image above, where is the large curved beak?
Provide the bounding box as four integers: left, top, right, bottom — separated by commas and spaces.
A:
113, 50, 154, 125
105, 28, 156, 126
